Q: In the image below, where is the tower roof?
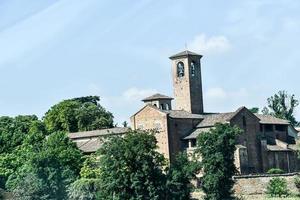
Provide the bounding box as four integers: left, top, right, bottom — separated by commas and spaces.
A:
142, 93, 173, 102
169, 50, 202, 59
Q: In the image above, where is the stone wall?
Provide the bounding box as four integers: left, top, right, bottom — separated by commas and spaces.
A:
230, 108, 262, 173
131, 106, 170, 160
233, 173, 299, 195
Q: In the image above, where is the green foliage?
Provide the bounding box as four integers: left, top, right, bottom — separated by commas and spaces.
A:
0, 115, 39, 154
266, 177, 289, 197
7, 131, 83, 199
264, 90, 299, 126
294, 175, 300, 194
68, 178, 100, 200
166, 152, 200, 200
44, 96, 114, 133
249, 107, 259, 114
196, 123, 242, 200
12, 172, 44, 200
0, 115, 45, 189
267, 168, 285, 175
80, 155, 101, 179
97, 130, 166, 200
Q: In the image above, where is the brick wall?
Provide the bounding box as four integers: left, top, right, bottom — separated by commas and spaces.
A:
233, 173, 299, 195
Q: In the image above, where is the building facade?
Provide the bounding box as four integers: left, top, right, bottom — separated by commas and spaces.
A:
130, 50, 300, 174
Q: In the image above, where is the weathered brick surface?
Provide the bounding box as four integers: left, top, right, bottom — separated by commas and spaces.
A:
131, 106, 170, 160
233, 173, 299, 195
171, 55, 203, 114
230, 108, 262, 173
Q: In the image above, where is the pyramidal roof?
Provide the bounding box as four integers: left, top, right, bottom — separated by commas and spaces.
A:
169, 50, 202, 59
142, 93, 173, 102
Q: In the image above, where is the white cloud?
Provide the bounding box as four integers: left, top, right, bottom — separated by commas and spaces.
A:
123, 87, 158, 101
188, 34, 231, 55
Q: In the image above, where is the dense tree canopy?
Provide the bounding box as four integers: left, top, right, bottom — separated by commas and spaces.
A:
95, 130, 199, 200
196, 123, 242, 200
97, 130, 166, 200
0, 115, 40, 154
0, 115, 45, 188
44, 96, 114, 133
263, 90, 299, 126
166, 153, 200, 200
8, 131, 83, 199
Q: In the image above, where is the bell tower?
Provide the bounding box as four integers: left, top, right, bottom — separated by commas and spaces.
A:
169, 50, 204, 114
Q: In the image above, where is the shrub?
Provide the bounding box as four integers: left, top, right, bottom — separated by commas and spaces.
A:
68, 178, 100, 200
267, 168, 284, 174
294, 176, 300, 192
266, 177, 289, 197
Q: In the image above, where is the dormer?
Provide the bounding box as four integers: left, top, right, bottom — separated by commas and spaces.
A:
142, 93, 173, 110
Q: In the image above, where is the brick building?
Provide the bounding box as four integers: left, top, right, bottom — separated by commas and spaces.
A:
130, 50, 300, 174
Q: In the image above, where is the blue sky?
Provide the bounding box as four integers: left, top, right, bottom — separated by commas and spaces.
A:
0, 0, 300, 124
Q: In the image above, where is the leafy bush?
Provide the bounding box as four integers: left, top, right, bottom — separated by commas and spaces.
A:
267, 168, 284, 174
68, 178, 100, 200
266, 177, 289, 197
0, 188, 3, 200
294, 176, 300, 192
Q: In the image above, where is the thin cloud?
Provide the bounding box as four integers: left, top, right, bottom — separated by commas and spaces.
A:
188, 34, 231, 55
123, 87, 158, 102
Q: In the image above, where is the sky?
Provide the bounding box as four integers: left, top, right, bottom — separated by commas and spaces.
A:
0, 0, 300, 125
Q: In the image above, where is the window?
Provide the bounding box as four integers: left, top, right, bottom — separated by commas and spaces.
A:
265, 124, 273, 132
191, 139, 197, 147
165, 104, 170, 110
275, 125, 286, 132
160, 104, 164, 110
260, 124, 263, 132
191, 61, 196, 76
177, 62, 184, 77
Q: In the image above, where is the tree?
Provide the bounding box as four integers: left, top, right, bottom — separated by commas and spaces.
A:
97, 130, 166, 200
264, 90, 299, 126
0, 115, 40, 154
166, 152, 200, 200
196, 123, 242, 200
0, 115, 44, 189
68, 178, 100, 200
80, 155, 101, 179
44, 96, 114, 133
68, 154, 101, 200
266, 177, 289, 197
7, 131, 83, 199
249, 107, 259, 114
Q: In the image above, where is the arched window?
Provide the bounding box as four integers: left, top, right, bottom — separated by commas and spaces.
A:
165, 104, 170, 110
191, 61, 196, 77
177, 62, 184, 77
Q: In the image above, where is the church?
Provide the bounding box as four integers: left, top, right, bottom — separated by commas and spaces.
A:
70, 50, 300, 175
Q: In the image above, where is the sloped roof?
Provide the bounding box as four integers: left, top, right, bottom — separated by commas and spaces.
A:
196, 112, 235, 128
255, 114, 290, 125
142, 93, 173, 102
183, 127, 212, 140
75, 138, 102, 153
68, 127, 129, 139
163, 110, 204, 119
267, 145, 292, 152
169, 50, 202, 59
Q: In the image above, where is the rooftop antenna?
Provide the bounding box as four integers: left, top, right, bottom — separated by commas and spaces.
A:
185, 43, 188, 53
